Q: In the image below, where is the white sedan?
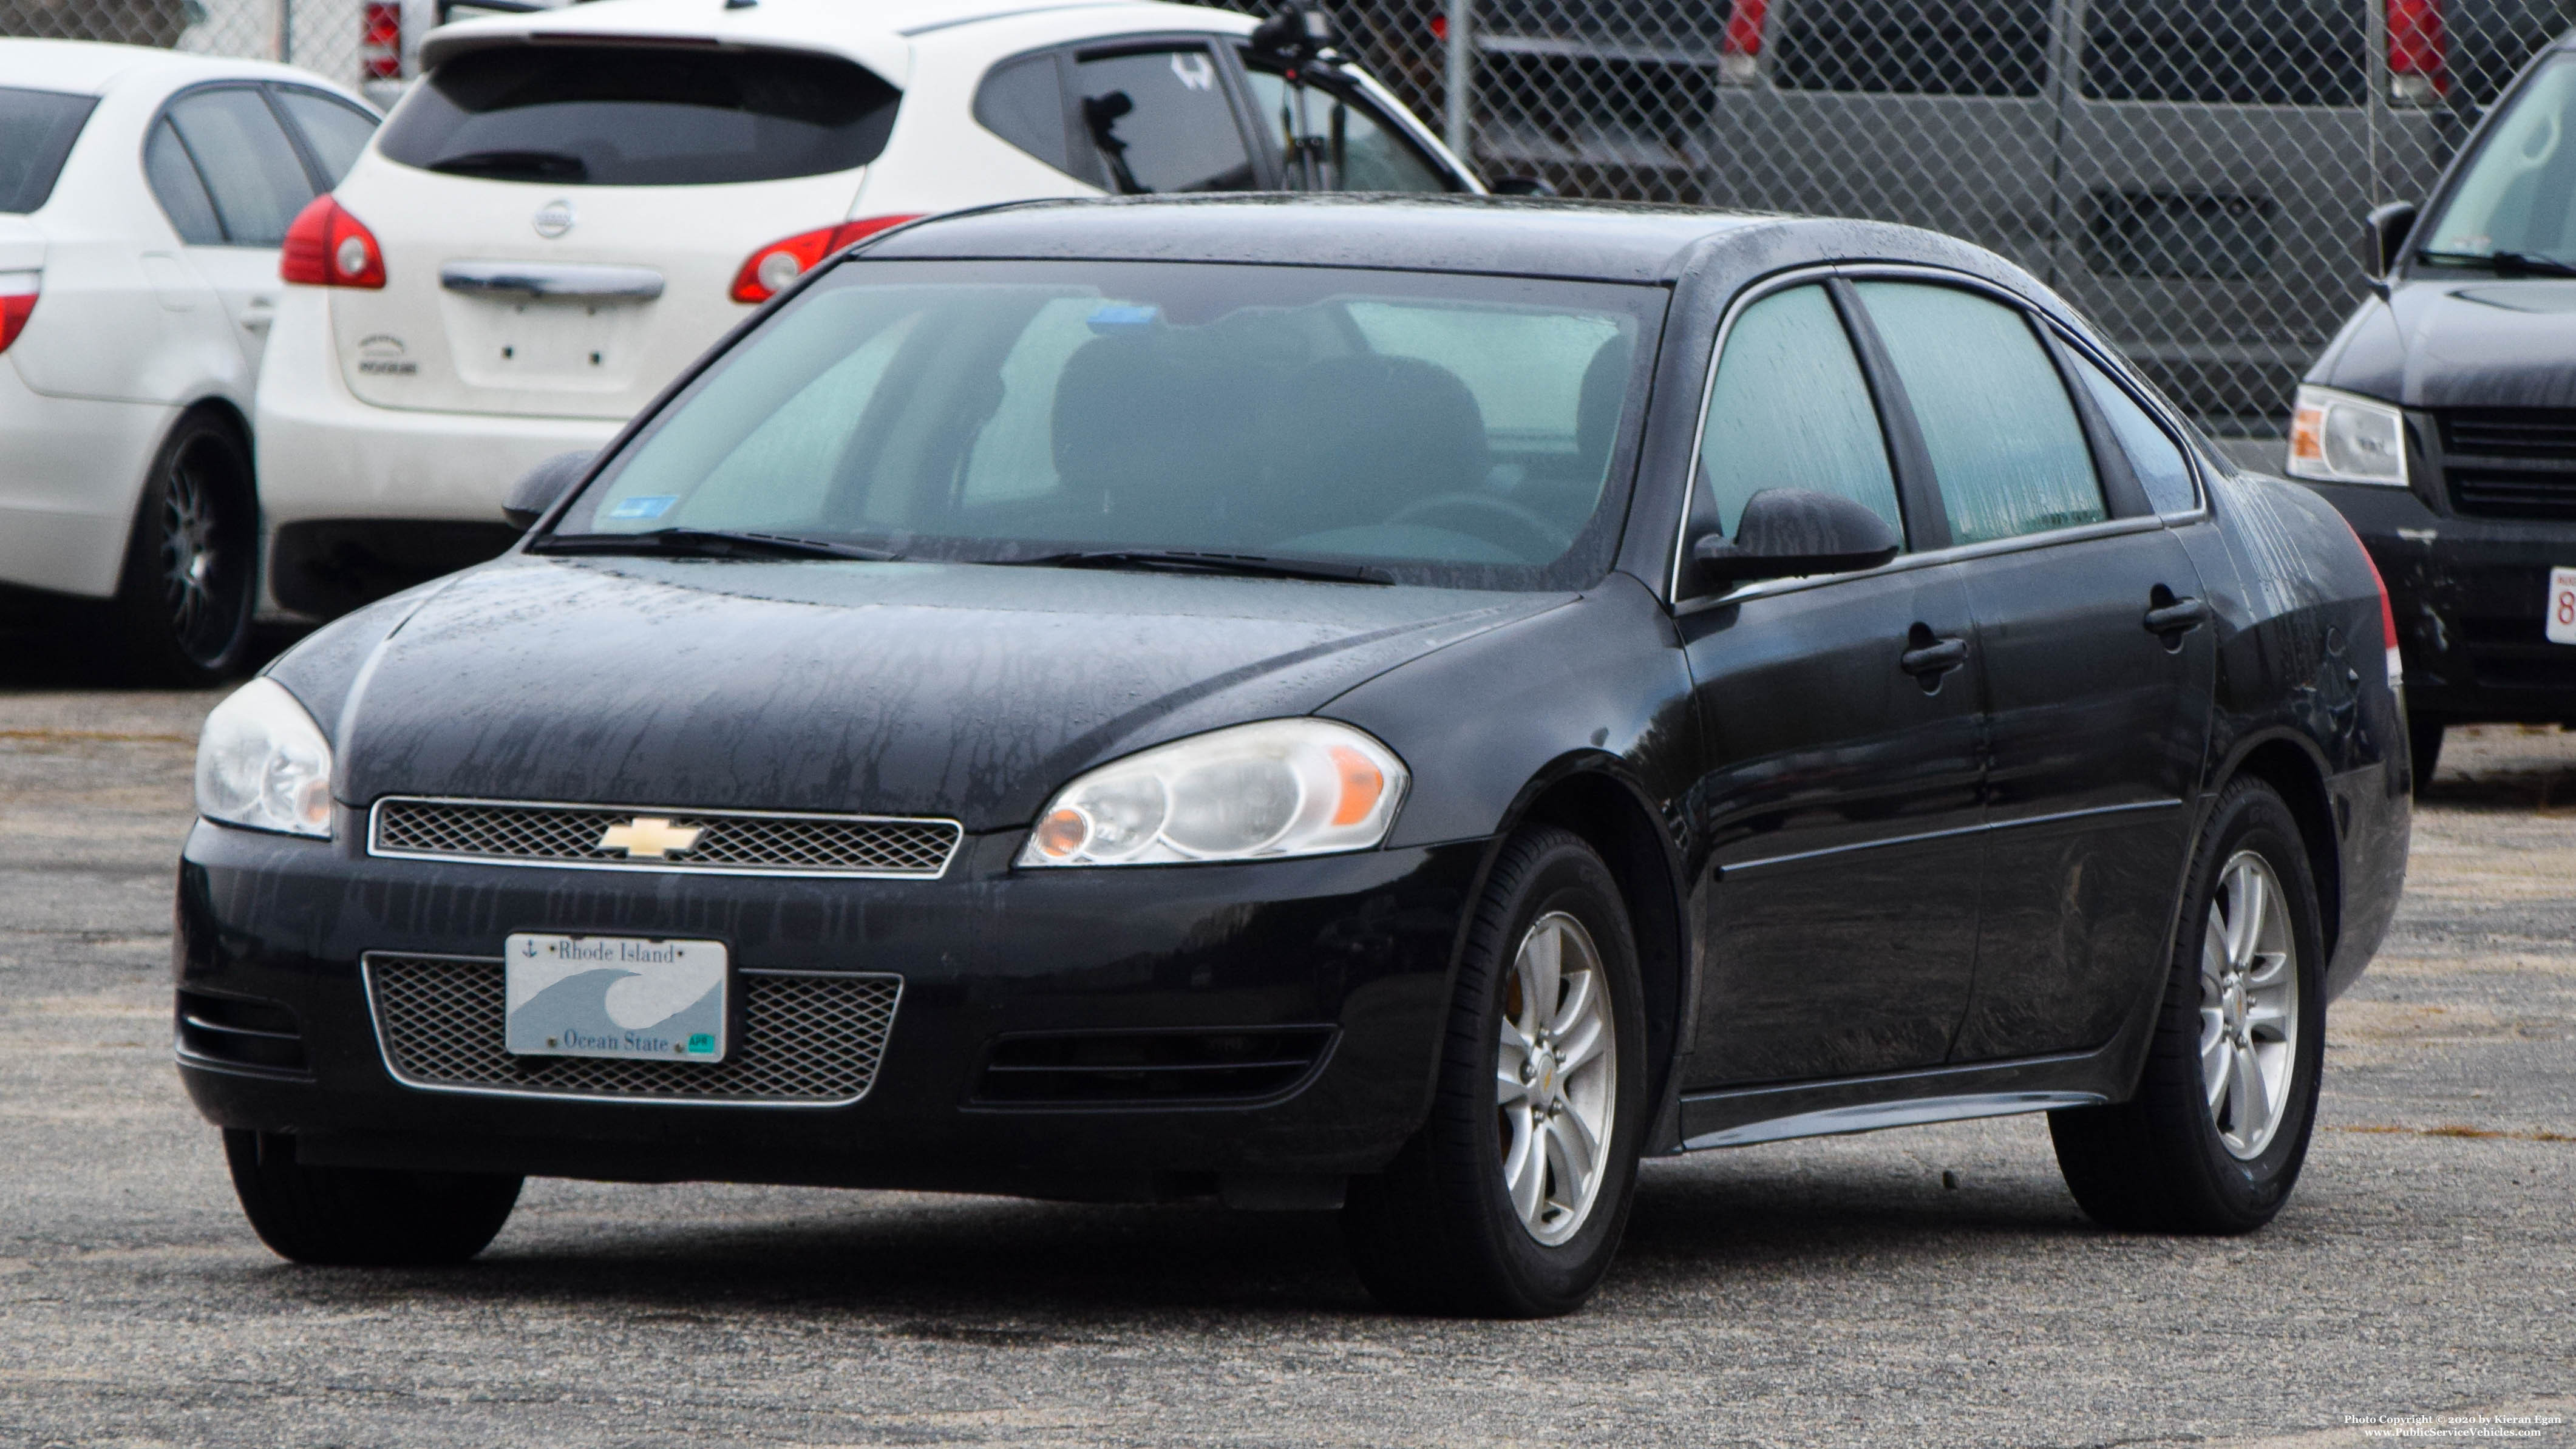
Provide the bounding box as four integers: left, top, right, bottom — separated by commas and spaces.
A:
0, 40, 378, 681
251, 0, 1480, 622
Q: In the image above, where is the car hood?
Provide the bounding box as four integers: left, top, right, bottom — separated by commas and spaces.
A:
279, 555, 1568, 832
2320, 279, 2576, 409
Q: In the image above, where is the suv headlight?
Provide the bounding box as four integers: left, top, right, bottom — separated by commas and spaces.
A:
195, 677, 335, 838
1018, 719, 1407, 867
2288, 385, 2410, 487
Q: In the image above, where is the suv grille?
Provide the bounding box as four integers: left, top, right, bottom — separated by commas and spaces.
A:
365, 955, 900, 1105
2441, 410, 2576, 521
370, 798, 962, 878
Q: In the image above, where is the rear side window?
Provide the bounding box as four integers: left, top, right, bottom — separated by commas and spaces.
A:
379, 46, 900, 186
274, 88, 380, 185
0, 86, 97, 214
1773, 0, 2051, 98
165, 88, 319, 246
1696, 285, 1905, 541
1072, 47, 1257, 193
1856, 282, 2107, 546
2079, 0, 2367, 106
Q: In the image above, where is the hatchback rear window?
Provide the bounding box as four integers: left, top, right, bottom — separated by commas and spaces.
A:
1773, 0, 2051, 98
0, 86, 98, 214
378, 45, 900, 186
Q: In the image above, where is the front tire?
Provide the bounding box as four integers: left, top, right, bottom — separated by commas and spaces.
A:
1342, 826, 1647, 1317
224, 1130, 522, 1266
113, 413, 258, 685
2049, 779, 2326, 1233
2408, 714, 2445, 796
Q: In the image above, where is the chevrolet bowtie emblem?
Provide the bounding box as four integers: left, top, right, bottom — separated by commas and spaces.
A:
597, 816, 704, 860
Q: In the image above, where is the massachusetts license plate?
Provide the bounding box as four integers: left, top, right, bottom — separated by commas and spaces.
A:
504, 934, 727, 1062
2551, 568, 2576, 646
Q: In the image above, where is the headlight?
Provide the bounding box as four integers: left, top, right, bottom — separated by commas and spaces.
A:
2288, 385, 2409, 487
195, 677, 335, 838
1018, 719, 1407, 867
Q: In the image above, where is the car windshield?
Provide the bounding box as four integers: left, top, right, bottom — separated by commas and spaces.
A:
551, 259, 1662, 588
2421, 54, 2576, 270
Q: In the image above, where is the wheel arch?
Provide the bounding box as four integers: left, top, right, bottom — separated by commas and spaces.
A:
2209, 731, 2343, 969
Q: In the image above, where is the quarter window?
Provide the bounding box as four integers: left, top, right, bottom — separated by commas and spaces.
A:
1072, 47, 1257, 194
1696, 285, 1904, 541
2068, 350, 2200, 514
975, 53, 1076, 178
273, 88, 380, 186
165, 88, 318, 246
1856, 282, 2106, 546
143, 118, 224, 245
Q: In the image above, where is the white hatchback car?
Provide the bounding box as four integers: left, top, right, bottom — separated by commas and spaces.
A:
0, 41, 377, 680
251, 0, 1480, 620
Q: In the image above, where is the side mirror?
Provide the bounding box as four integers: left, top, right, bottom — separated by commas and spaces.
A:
1693, 489, 1901, 589
2367, 200, 2419, 278
501, 450, 597, 531
1490, 176, 1556, 197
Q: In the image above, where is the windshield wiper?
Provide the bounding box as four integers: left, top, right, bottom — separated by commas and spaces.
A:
2415, 248, 2576, 278
534, 529, 901, 562
994, 549, 1390, 584
427, 149, 588, 181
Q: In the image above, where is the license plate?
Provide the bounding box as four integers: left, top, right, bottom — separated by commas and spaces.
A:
2551, 568, 2576, 645
505, 934, 727, 1062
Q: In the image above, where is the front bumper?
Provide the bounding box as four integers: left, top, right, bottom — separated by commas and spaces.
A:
2308, 480, 2576, 724
174, 819, 1486, 1197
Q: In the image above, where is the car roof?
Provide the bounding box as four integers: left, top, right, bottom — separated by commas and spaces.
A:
420, 0, 1248, 75
862, 195, 1775, 285
0, 37, 342, 96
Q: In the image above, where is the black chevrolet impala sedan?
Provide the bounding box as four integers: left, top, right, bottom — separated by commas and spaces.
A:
178, 197, 2410, 1316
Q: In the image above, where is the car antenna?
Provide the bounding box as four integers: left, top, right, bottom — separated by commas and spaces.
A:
1248, 5, 1343, 189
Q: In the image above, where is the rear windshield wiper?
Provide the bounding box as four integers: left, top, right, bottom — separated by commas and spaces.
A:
994, 549, 1390, 584
2415, 248, 2576, 278
534, 529, 901, 562
427, 149, 589, 181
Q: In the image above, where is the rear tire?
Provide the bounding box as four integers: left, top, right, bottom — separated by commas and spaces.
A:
223, 1129, 522, 1266
2049, 779, 2325, 1234
2408, 714, 2445, 795
113, 413, 258, 685
1342, 826, 1647, 1317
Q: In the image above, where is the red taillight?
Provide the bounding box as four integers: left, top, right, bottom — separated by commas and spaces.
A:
2388, 0, 2448, 103
2345, 517, 2405, 686
1429, 12, 1446, 40
361, 1, 403, 80
280, 195, 386, 289
0, 271, 35, 353
1720, 0, 1769, 82
729, 215, 922, 304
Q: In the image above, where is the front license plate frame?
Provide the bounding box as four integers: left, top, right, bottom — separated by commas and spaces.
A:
2549, 568, 2576, 646
504, 934, 729, 1063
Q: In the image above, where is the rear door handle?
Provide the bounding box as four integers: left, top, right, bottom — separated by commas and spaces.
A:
2144, 597, 2210, 636
1900, 637, 1968, 676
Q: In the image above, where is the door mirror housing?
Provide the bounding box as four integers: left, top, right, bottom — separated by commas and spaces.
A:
501, 450, 597, 530
1693, 488, 1903, 589
2367, 200, 2419, 278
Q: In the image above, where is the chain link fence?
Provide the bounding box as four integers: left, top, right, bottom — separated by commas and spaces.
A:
1290, 0, 2576, 441
2, 0, 370, 93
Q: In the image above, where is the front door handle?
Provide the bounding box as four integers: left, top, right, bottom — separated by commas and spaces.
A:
2144, 596, 2211, 636
1900, 637, 1968, 676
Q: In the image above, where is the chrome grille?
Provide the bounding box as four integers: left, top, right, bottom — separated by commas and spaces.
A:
370, 797, 962, 878
365, 955, 901, 1105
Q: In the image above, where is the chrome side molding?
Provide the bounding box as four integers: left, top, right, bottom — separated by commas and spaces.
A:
1681, 1090, 2107, 1152
440, 262, 666, 300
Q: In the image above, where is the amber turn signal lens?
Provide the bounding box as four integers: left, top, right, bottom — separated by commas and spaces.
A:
1328, 745, 1384, 827
1034, 807, 1090, 859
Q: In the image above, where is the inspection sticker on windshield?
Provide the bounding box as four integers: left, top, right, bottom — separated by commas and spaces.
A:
504, 934, 727, 1062
2552, 569, 2576, 645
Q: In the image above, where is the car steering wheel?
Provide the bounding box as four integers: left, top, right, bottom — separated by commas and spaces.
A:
1383, 492, 1568, 562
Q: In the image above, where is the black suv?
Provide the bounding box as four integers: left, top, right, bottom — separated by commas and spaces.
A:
2294, 29, 2576, 781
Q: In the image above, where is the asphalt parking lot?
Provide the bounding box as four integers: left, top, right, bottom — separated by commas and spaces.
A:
2, 680, 2569, 1448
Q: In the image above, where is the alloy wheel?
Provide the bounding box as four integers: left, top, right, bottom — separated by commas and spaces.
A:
157, 449, 232, 665
2200, 850, 2300, 1159
1495, 910, 1617, 1246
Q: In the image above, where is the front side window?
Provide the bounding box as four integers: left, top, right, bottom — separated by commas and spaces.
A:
1072, 47, 1257, 193
378, 46, 900, 186
1856, 282, 2106, 546
0, 86, 96, 215
1696, 284, 1904, 541
553, 260, 1662, 588
1239, 62, 1450, 192
2420, 55, 2576, 270
1773, 0, 2051, 98
163, 88, 317, 246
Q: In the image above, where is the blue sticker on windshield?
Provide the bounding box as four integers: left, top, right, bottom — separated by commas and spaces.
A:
1087, 304, 1160, 334
606, 495, 677, 521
